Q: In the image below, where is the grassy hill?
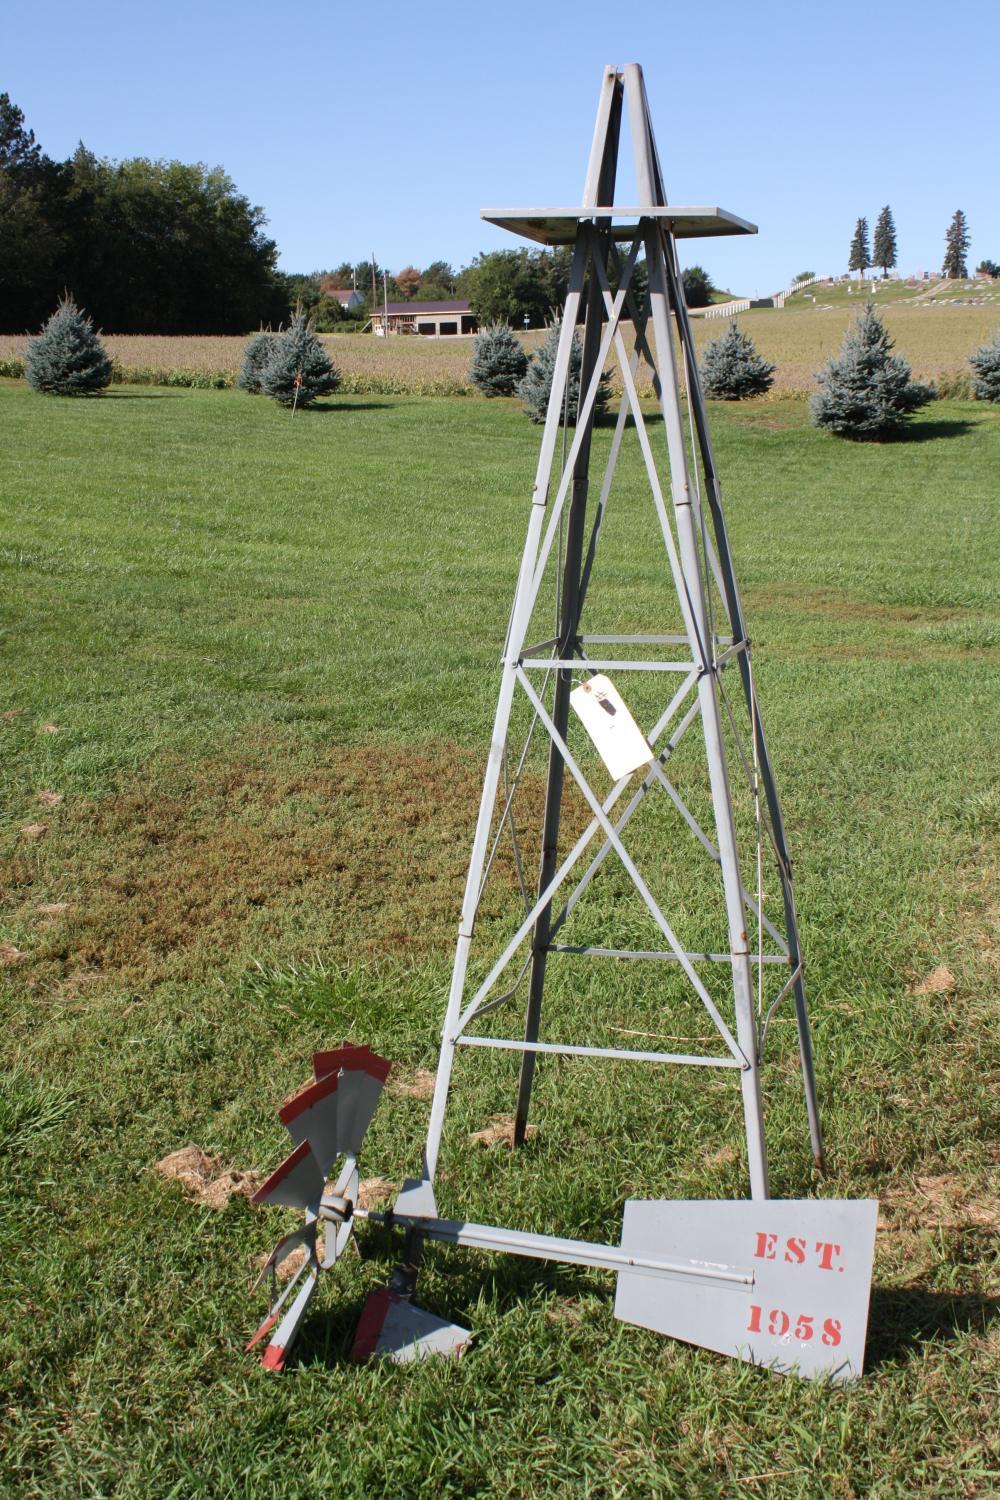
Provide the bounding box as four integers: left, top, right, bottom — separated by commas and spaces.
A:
785, 277, 1000, 312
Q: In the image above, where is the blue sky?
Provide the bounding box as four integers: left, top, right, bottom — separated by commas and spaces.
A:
5, 0, 995, 297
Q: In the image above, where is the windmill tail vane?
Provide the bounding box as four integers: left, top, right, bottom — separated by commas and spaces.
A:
245, 62, 878, 1381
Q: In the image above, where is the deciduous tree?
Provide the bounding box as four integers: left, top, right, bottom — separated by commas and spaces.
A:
459, 249, 571, 328
396, 266, 421, 299
681, 264, 713, 308
421, 260, 456, 294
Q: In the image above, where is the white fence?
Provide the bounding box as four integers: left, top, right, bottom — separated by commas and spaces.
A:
685, 278, 828, 318
698, 298, 752, 319
773, 275, 824, 307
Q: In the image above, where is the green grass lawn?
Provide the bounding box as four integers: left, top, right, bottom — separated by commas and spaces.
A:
1, 382, 998, 1497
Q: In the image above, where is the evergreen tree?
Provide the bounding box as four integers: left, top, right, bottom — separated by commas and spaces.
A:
259, 312, 339, 409
942, 210, 970, 278
24, 295, 112, 395
969, 328, 1000, 403
0, 92, 43, 169
469, 323, 529, 396
810, 304, 933, 438
516, 319, 611, 426
848, 218, 870, 276
872, 206, 897, 277
700, 321, 776, 399
238, 331, 282, 393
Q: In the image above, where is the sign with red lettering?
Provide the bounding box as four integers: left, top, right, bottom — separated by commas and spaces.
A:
614, 1198, 878, 1382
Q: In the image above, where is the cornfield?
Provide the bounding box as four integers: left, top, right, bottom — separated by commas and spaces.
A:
1, 303, 995, 399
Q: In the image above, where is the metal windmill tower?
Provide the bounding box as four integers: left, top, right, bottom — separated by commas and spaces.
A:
248, 64, 877, 1382
424, 61, 821, 1203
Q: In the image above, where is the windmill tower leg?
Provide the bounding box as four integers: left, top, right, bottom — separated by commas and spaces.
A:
624, 66, 769, 1198
513, 76, 624, 1147
665, 240, 825, 1172
422, 237, 596, 1183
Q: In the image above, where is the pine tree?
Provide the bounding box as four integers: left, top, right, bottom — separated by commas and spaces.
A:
24, 296, 112, 396
848, 218, 870, 277
259, 312, 339, 409
810, 304, 933, 437
469, 323, 529, 396
699, 321, 776, 399
942, 210, 970, 279
517, 319, 611, 425
872, 206, 897, 277
969, 328, 1000, 403
238, 331, 282, 393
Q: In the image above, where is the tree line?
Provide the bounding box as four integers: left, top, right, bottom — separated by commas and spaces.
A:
1, 93, 724, 336
0, 94, 289, 334
847, 205, 993, 279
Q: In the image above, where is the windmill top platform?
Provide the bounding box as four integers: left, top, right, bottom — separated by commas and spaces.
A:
481, 205, 756, 245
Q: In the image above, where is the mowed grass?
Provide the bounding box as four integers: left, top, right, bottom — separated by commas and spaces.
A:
1, 382, 998, 1497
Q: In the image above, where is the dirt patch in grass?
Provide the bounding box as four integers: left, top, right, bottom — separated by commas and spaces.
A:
358, 1177, 396, 1209
879, 1173, 998, 1236
911, 964, 957, 995
153, 1145, 263, 1210
3, 741, 565, 992
389, 1067, 436, 1100
469, 1116, 538, 1148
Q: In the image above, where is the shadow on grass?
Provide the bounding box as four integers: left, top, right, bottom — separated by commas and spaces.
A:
290, 1237, 608, 1371
878, 419, 975, 443
106, 390, 174, 400
865, 1286, 998, 1369
289, 1244, 1000, 1376
308, 400, 396, 413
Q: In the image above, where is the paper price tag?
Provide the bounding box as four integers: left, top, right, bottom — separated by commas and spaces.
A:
569, 674, 653, 781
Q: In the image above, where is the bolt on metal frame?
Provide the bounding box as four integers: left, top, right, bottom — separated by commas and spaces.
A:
422, 63, 823, 1211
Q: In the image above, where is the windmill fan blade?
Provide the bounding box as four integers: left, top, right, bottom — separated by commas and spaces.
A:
246, 1251, 308, 1350
311, 1044, 392, 1156
278, 1072, 341, 1177
252, 1139, 325, 1210
258, 1258, 320, 1373
312, 1043, 390, 1082
250, 1224, 314, 1297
